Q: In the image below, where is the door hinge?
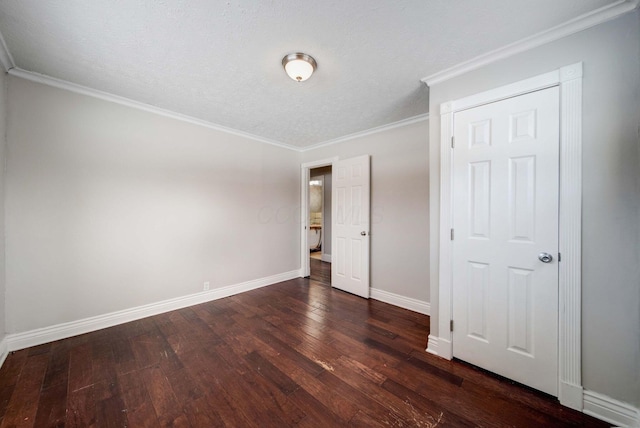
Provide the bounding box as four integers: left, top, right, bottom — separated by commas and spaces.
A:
451, 136, 455, 148
450, 320, 454, 332
450, 228, 454, 240
558, 252, 561, 262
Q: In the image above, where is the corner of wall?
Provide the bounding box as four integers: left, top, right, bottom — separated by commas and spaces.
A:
0, 68, 7, 351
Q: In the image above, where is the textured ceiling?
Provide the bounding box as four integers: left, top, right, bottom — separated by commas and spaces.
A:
0, 0, 619, 148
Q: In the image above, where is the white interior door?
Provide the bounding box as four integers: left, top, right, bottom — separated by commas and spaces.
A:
332, 155, 370, 298
452, 87, 560, 395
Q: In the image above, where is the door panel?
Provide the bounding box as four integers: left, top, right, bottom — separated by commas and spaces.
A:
332, 155, 370, 298
452, 87, 559, 396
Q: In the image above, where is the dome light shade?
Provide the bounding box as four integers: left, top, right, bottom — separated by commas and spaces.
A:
282, 53, 317, 82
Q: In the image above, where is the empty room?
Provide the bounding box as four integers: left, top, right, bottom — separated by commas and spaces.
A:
0, 1, 638, 426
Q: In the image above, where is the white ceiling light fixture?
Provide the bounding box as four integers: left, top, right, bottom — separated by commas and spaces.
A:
282, 53, 317, 82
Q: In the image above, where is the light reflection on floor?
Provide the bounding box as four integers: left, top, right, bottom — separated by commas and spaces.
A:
303, 262, 331, 340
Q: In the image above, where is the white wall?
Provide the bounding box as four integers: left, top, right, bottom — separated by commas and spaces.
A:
0, 70, 6, 340
5, 76, 300, 334
303, 120, 429, 302
428, 12, 640, 407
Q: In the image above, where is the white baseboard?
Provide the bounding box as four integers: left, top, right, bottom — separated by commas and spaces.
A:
584, 390, 640, 427
424, 335, 453, 360
0, 336, 8, 368
5, 269, 300, 354
321, 253, 332, 263
370, 288, 430, 315
426, 334, 439, 356
559, 381, 584, 411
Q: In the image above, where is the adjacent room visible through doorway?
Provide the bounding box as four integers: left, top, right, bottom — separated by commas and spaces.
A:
309, 166, 332, 282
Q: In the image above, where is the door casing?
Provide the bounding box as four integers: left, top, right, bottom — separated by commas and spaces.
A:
428, 62, 584, 411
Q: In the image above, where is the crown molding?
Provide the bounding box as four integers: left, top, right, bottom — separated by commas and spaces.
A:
301, 113, 429, 152
8, 67, 429, 153
421, 0, 639, 87
8, 68, 301, 151
0, 30, 15, 72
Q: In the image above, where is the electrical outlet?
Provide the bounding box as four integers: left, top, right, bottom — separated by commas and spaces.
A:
203, 281, 210, 291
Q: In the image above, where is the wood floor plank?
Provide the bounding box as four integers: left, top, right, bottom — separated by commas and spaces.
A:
213, 371, 288, 426
33, 381, 67, 428
188, 388, 251, 427
165, 367, 203, 406
253, 329, 325, 377
348, 409, 393, 427
111, 337, 138, 376
0, 259, 609, 427
0, 353, 49, 428
96, 394, 128, 428
90, 339, 117, 391
182, 395, 225, 428
239, 352, 306, 426
287, 387, 344, 427
117, 369, 159, 427
382, 378, 475, 427
66, 383, 98, 428
139, 366, 181, 424
0, 350, 28, 420
41, 344, 70, 393
68, 344, 93, 393
244, 350, 299, 395
281, 362, 359, 422
326, 354, 445, 426
335, 355, 387, 385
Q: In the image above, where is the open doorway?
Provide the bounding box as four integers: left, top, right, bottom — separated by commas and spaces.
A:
309, 166, 332, 282
301, 155, 371, 297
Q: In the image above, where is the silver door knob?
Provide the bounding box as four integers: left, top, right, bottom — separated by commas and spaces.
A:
361, 231, 367, 236
538, 252, 553, 263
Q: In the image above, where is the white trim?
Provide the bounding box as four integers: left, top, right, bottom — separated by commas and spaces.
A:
370, 288, 430, 315
321, 254, 332, 263
4, 270, 299, 353
557, 62, 584, 411
301, 158, 338, 278
301, 114, 429, 152
0, 336, 8, 368
8, 68, 429, 153
443, 70, 560, 114
426, 335, 439, 355
301, 166, 311, 277
426, 335, 453, 360
436, 100, 455, 359
421, 0, 638, 86
435, 63, 583, 410
583, 390, 640, 427
0, 30, 15, 72
302, 158, 338, 169
8, 68, 299, 151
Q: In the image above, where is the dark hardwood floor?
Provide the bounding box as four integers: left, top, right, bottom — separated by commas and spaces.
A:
0, 259, 607, 427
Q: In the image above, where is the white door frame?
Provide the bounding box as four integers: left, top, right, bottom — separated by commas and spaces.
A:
428, 63, 584, 411
300, 157, 338, 277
